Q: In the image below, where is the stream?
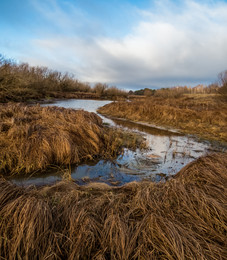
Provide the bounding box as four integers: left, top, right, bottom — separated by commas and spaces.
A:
9, 99, 226, 186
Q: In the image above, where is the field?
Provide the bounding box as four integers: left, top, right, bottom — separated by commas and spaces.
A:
98, 94, 227, 143
0, 153, 226, 259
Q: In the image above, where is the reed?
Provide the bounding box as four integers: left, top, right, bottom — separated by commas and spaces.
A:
0, 153, 226, 259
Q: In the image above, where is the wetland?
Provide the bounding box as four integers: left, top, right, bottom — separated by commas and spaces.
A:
7, 99, 226, 186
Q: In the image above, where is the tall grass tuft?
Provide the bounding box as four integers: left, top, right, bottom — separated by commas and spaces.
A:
0, 153, 226, 259
0, 104, 144, 175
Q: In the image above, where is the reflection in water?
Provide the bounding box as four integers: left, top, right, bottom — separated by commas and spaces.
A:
10, 168, 63, 187
111, 118, 182, 136
9, 99, 226, 186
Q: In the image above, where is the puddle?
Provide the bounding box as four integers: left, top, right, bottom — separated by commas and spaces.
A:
9, 99, 226, 186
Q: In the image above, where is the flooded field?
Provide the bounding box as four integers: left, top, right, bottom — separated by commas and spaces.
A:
9, 99, 226, 186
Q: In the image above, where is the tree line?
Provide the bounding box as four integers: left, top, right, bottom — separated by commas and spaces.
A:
0, 55, 127, 102
129, 71, 227, 99
1, 54, 226, 102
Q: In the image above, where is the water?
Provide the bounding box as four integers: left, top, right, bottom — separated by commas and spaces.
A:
9, 99, 226, 186
42, 99, 114, 125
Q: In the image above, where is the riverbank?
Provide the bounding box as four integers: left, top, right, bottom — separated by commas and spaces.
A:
0, 103, 144, 176
1, 90, 127, 103
0, 153, 226, 259
98, 94, 227, 143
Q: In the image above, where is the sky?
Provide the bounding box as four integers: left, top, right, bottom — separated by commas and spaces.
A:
1, 0, 227, 90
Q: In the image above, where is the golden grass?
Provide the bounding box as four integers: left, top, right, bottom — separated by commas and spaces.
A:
0, 153, 226, 259
0, 103, 144, 175
98, 95, 227, 143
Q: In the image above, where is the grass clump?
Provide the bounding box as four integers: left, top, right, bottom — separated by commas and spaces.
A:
0, 103, 144, 175
98, 95, 227, 143
0, 153, 226, 259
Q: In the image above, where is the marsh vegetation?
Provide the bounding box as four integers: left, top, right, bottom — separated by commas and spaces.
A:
1, 57, 227, 259
8, 99, 221, 187
0, 153, 226, 259
0, 103, 144, 176
98, 94, 227, 143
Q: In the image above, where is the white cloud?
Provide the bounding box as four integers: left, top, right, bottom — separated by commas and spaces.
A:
21, 0, 227, 89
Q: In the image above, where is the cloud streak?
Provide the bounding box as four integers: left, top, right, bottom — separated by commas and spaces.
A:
11, 0, 227, 89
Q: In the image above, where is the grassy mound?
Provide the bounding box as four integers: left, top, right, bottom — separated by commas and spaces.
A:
0, 104, 143, 175
0, 153, 226, 259
98, 95, 227, 143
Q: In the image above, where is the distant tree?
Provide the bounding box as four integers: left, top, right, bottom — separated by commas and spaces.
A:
134, 89, 145, 95
218, 70, 227, 96
0, 54, 130, 102
93, 83, 108, 96
143, 88, 153, 97
206, 83, 219, 94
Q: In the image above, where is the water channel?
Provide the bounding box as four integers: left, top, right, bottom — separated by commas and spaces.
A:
10, 99, 226, 186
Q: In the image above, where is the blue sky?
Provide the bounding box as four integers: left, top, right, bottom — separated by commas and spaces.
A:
1, 0, 227, 90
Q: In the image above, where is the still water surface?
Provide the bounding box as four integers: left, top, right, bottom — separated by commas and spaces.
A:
10, 99, 225, 186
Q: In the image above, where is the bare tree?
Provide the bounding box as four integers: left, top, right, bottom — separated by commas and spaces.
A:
218, 70, 227, 96
93, 83, 108, 96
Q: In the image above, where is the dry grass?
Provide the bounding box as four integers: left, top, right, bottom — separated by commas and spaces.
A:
98, 95, 227, 143
0, 103, 144, 175
0, 153, 226, 259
